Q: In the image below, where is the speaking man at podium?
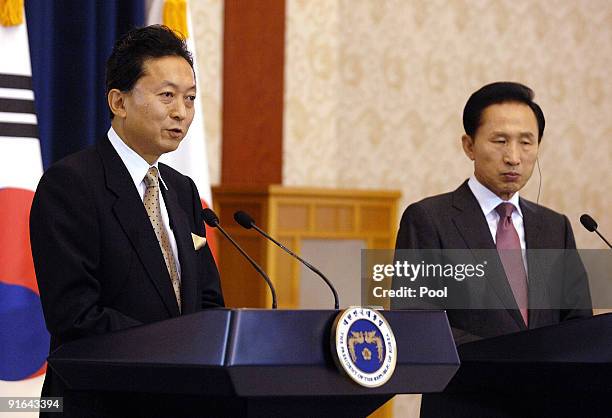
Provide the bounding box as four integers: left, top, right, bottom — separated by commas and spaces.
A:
30, 25, 224, 415
393, 82, 592, 343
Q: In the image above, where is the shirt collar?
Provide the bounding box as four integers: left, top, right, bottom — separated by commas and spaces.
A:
107, 127, 168, 190
467, 175, 522, 218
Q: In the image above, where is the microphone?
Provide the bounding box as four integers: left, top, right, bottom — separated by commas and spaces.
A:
201, 208, 278, 309
580, 214, 612, 249
234, 210, 340, 310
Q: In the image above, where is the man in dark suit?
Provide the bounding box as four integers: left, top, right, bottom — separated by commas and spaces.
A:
393, 82, 592, 416
30, 25, 224, 415
393, 82, 591, 342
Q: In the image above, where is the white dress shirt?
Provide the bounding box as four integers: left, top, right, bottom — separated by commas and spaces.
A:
107, 127, 181, 278
468, 176, 528, 275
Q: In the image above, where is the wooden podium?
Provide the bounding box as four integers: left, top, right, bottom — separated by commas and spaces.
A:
212, 185, 400, 309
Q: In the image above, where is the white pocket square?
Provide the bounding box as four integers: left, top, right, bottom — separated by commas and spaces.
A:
191, 233, 207, 251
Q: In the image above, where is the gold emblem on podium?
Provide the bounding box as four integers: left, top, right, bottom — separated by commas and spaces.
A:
331, 307, 397, 388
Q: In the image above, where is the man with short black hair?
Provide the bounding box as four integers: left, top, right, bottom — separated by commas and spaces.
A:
30, 25, 224, 416
394, 80, 592, 417
394, 81, 591, 341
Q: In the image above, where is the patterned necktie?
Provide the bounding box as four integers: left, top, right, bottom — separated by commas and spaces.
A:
495, 203, 528, 326
143, 167, 181, 312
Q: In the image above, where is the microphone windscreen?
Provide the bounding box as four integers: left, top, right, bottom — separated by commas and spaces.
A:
234, 211, 254, 229
580, 214, 598, 232
202, 208, 220, 227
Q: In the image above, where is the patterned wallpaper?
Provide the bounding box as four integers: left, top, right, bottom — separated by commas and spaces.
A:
283, 0, 612, 249
190, 0, 223, 186
189, 0, 611, 249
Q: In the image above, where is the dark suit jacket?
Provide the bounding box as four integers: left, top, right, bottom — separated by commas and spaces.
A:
30, 137, 224, 415
393, 180, 592, 344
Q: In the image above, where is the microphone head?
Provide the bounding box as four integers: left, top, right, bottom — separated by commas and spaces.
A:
580, 214, 598, 232
202, 208, 220, 227
234, 211, 255, 229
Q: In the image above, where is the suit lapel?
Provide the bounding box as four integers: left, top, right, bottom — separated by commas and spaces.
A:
97, 138, 180, 317
520, 198, 546, 328
159, 172, 198, 315
451, 182, 496, 251
520, 198, 542, 249
451, 181, 526, 330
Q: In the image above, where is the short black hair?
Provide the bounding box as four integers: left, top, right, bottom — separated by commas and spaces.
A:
463, 82, 545, 142
105, 25, 193, 116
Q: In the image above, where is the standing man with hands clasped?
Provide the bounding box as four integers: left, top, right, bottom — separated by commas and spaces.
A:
30, 25, 224, 416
